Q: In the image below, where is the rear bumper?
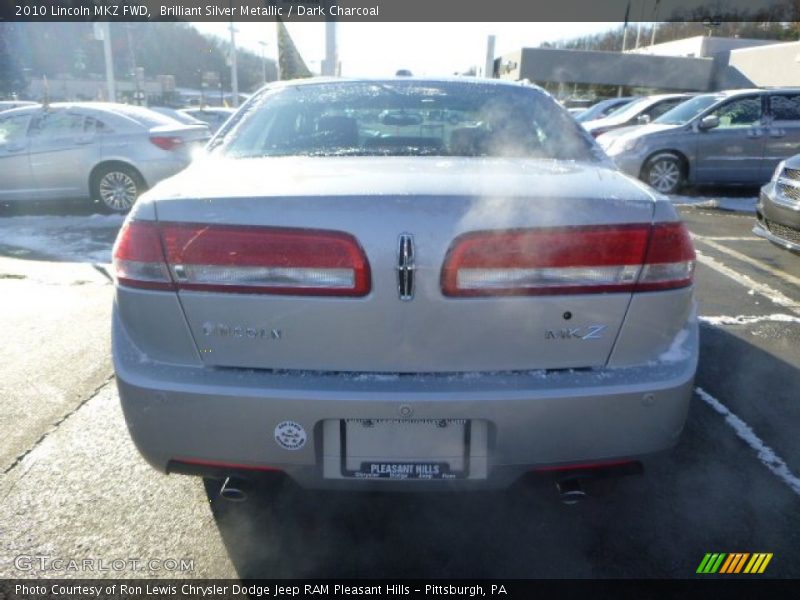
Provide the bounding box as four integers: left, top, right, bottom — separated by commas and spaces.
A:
113, 311, 698, 491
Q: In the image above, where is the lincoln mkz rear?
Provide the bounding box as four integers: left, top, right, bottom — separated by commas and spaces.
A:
112, 78, 698, 493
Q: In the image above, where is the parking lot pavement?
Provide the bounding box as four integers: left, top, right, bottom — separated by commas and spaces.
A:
0, 384, 236, 579
0, 255, 114, 472
0, 204, 798, 579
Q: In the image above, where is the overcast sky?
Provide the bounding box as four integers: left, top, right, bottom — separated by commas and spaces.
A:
190, 22, 621, 77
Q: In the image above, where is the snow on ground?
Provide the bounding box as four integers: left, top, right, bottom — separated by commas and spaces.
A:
696, 387, 800, 497
670, 194, 757, 214
0, 213, 124, 264
700, 314, 800, 326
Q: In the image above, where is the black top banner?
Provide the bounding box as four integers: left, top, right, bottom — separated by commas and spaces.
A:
1, 0, 798, 23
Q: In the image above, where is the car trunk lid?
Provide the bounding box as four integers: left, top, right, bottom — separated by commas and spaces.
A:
143, 157, 662, 373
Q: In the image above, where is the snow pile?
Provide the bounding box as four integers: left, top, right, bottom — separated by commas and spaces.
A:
700, 314, 800, 326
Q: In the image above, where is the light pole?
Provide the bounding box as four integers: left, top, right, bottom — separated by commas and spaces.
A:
94, 22, 116, 102
258, 41, 268, 85
228, 20, 239, 107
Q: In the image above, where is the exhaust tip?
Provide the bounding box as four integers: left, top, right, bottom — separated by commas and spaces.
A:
556, 478, 587, 505
219, 477, 247, 502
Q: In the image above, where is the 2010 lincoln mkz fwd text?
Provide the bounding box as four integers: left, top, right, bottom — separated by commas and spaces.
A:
111, 78, 698, 493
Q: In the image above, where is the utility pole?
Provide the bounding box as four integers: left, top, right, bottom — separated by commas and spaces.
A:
229, 20, 239, 107
618, 0, 630, 97
258, 41, 268, 85
94, 22, 116, 102
650, 0, 661, 47
483, 35, 496, 78
322, 20, 337, 76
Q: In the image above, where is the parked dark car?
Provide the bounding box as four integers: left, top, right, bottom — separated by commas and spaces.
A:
755, 156, 800, 253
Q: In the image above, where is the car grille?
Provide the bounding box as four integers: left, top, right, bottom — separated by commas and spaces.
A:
777, 183, 800, 202
782, 167, 800, 180
765, 219, 800, 245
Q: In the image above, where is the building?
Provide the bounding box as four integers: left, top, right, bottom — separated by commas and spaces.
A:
496, 36, 800, 94
629, 35, 778, 58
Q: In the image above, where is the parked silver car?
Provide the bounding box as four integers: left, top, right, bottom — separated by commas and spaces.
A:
0, 103, 209, 212
755, 156, 800, 252
575, 96, 638, 123
582, 94, 693, 137
113, 78, 698, 492
600, 88, 800, 194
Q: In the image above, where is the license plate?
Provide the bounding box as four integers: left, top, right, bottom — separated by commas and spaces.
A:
341, 419, 470, 480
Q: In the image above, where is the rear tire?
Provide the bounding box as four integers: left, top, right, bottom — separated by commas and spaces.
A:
91, 164, 145, 213
643, 153, 684, 194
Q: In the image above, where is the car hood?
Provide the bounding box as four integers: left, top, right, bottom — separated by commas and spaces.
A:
142, 156, 656, 204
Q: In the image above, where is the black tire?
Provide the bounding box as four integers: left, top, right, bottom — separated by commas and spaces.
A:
90, 164, 145, 213
643, 153, 684, 195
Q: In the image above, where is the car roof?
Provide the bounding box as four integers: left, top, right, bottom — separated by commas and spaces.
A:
263, 76, 538, 92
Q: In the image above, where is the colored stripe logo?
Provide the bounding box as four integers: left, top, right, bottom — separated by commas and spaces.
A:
697, 553, 773, 574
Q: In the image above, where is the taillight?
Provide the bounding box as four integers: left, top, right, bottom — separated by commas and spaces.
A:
113, 221, 371, 296
149, 136, 184, 151
441, 222, 694, 297
636, 222, 696, 291
112, 221, 173, 291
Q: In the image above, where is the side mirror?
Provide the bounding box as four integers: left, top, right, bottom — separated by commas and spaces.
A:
698, 115, 720, 131
637, 114, 651, 125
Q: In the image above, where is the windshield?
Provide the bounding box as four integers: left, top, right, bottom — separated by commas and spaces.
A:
654, 94, 724, 125
211, 80, 598, 161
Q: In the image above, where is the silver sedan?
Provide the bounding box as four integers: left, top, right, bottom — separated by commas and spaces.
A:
112, 78, 698, 493
0, 103, 209, 212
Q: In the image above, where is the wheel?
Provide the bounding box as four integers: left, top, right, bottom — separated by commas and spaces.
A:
91, 164, 145, 213
643, 153, 684, 194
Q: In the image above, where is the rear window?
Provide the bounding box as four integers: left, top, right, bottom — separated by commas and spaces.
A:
211, 80, 598, 161
109, 105, 185, 128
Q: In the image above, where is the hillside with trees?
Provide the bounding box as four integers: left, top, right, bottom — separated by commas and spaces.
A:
0, 21, 277, 99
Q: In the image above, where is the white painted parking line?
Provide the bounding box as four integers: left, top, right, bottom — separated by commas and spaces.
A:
694, 236, 800, 289
699, 314, 800, 326
695, 387, 800, 497
695, 236, 763, 242
695, 250, 800, 315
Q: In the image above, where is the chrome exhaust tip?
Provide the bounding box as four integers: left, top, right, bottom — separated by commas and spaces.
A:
219, 477, 247, 502
556, 478, 587, 505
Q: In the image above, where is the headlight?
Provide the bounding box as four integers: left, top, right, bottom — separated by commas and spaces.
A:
606, 137, 640, 155
771, 160, 786, 182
